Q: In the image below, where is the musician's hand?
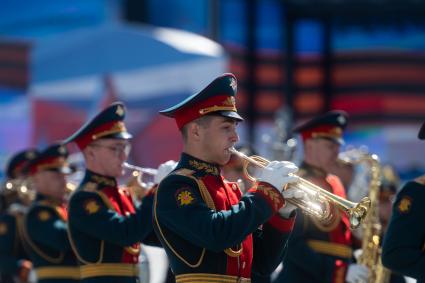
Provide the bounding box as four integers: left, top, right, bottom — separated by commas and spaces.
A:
278, 187, 304, 218
256, 161, 299, 191
18, 259, 32, 283
154, 160, 177, 184
345, 263, 368, 283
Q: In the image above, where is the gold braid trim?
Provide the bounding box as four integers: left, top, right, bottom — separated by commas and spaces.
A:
21, 206, 65, 263
35, 266, 80, 280
154, 184, 206, 268
94, 190, 140, 255
166, 169, 243, 257
175, 273, 251, 283
67, 191, 105, 265
307, 240, 352, 259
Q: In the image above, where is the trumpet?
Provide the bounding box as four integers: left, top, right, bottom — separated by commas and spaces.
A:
2, 179, 36, 206
123, 163, 158, 198
229, 147, 371, 229
123, 162, 158, 176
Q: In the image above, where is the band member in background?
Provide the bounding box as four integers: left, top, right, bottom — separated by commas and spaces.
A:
0, 149, 38, 283
382, 122, 425, 282
275, 111, 369, 283
154, 73, 302, 282
23, 143, 80, 282
65, 102, 156, 283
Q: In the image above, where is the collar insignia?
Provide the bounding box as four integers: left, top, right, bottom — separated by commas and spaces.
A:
83, 182, 98, 192
189, 160, 219, 176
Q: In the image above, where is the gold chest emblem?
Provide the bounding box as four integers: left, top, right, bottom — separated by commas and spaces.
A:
177, 190, 194, 206
398, 196, 412, 213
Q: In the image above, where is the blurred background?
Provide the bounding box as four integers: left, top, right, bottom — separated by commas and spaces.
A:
1, 0, 425, 183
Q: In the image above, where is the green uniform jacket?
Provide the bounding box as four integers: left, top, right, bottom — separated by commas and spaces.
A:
154, 153, 295, 282
23, 194, 79, 283
68, 170, 156, 283
0, 210, 28, 282
382, 181, 425, 282
275, 162, 354, 283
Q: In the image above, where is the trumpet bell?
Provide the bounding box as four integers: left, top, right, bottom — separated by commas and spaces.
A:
230, 147, 371, 229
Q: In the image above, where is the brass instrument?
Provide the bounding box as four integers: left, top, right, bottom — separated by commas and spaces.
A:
229, 147, 371, 229
123, 162, 158, 199
352, 153, 391, 283
1, 178, 35, 206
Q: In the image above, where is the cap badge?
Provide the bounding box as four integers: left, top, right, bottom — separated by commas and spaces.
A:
230, 78, 237, 91
26, 151, 36, 160
116, 105, 125, 117
58, 146, 66, 154
337, 115, 346, 125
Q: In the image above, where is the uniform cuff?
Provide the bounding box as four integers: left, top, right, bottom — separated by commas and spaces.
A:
268, 214, 295, 233
248, 182, 285, 213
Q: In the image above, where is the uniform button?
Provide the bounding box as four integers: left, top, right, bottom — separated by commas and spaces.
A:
125, 212, 131, 216
232, 184, 237, 190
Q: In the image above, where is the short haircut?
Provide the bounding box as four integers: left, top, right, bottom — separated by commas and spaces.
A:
180, 114, 218, 141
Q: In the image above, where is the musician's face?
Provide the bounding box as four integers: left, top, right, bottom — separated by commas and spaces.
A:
198, 116, 239, 166
85, 139, 131, 178
33, 170, 67, 200
309, 138, 341, 171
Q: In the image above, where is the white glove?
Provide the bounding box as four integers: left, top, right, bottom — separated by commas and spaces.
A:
278, 187, 305, 217
256, 161, 299, 191
345, 263, 369, 283
154, 160, 177, 184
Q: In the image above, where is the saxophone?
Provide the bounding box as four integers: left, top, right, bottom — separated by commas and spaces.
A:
354, 153, 391, 283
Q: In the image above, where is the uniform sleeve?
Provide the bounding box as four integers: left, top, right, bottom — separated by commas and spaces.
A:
0, 216, 20, 274
69, 191, 150, 246
251, 213, 295, 275
0, 232, 20, 273
282, 211, 336, 282
26, 206, 71, 252
155, 175, 283, 252
382, 181, 425, 279
138, 190, 160, 245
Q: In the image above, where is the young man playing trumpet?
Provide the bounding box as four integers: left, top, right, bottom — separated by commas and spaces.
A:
65, 102, 158, 283
275, 111, 369, 283
153, 73, 303, 282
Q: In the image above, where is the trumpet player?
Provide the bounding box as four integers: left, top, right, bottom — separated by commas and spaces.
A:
22, 143, 80, 282
154, 73, 303, 282
382, 122, 425, 282
65, 102, 157, 283
275, 111, 369, 283
0, 149, 38, 283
